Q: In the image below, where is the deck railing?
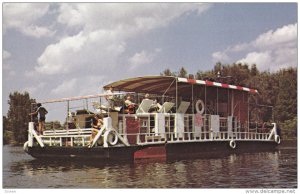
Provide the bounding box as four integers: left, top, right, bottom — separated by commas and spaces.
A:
136, 131, 271, 145
37, 128, 273, 148
41, 128, 93, 146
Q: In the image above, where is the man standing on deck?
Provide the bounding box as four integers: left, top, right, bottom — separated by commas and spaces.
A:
105, 86, 115, 109
29, 103, 48, 135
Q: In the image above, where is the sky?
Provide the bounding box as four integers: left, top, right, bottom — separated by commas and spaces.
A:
2, 3, 297, 121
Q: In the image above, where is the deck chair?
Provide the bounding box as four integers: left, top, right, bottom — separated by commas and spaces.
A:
158, 102, 175, 113
136, 99, 154, 114
177, 101, 190, 114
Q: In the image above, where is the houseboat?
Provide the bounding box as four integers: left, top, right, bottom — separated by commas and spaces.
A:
24, 75, 281, 161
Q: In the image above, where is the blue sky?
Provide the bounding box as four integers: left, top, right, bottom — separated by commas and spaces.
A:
2, 3, 297, 121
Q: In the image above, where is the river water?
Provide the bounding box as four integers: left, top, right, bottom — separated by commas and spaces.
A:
2, 144, 297, 188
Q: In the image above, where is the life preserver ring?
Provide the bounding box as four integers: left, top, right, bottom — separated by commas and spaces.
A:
107, 130, 118, 146
229, 140, 236, 149
275, 135, 281, 144
23, 141, 29, 153
195, 99, 205, 115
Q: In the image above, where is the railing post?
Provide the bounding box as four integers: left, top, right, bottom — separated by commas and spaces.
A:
28, 122, 34, 147
71, 137, 74, 147
137, 134, 140, 144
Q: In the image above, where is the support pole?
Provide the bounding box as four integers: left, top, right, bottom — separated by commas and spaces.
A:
176, 78, 178, 112
28, 122, 34, 147
66, 100, 69, 130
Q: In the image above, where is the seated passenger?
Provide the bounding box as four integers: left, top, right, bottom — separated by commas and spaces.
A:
124, 96, 137, 114
149, 98, 162, 113
88, 114, 104, 146
144, 93, 150, 100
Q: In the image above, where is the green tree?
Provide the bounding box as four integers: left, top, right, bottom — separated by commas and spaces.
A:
45, 121, 63, 130
6, 91, 36, 143
160, 68, 176, 76
195, 70, 215, 80
274, 68, 297, 122
178, 67, 188, 78
250, 64, 259, 77
3, 116, 15, 145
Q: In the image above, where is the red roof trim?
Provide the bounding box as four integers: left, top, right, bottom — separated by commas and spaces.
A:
236, 86, 244, 90
187, 79, 196, 84
221, 83, 229, 88
205, 81, 214, 86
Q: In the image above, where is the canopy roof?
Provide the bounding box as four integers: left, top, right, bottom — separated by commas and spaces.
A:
103, 76, 258, 95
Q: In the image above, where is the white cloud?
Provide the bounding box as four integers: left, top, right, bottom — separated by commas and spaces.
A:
129, 49, 161, 70
23, 82, 46, 95
3, 50, 16, 77
57, 4, 84, 27
22, 25, 56, 38
3, 50, 11, 60
212, 23, 297, 71
3, 3, 55, 38
51, 78, 77, 95
253, 23, 297, 49
77, 76, 107, 96
212, 51, 230, 63
36, 3, 211, 75
237, 51, 272, 70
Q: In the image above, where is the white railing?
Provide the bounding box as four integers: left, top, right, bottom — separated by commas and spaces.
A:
39, 128, 273, 147
43, 128, 93, 136
136, 131, 272, 145
32, 129, 273, 147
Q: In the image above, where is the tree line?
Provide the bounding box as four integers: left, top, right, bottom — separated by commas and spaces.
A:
3, 62, 297, 144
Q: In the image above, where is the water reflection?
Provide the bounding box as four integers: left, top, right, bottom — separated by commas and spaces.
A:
3, 146, 297, 188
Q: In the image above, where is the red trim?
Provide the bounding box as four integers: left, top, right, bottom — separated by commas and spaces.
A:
221, 83, 229, 88
134, 146, 166, 159
187, 79, 196, 84
250, 89, 257, 94
236, 86, 243, 90
205, 81, 214, 86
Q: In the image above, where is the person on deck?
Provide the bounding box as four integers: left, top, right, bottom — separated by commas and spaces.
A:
88, 114, 104, 147
105, 86, 115, 109
124, 95, 137, 114
29, 103, 48, 135
149, 98, 162, 113
144, 93, 150, 100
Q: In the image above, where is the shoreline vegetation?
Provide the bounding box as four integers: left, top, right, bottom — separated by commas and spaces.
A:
3, 63, 297, 145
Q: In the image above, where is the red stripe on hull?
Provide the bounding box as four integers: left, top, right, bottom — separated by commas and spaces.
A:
134, 146, 166, 159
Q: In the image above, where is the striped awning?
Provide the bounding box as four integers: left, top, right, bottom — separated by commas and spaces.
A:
103, 76, 258, 94
103, 76, 177, 94
177, 77, 258, 94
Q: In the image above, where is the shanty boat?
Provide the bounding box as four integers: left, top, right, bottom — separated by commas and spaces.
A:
24, 76, 281, 161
